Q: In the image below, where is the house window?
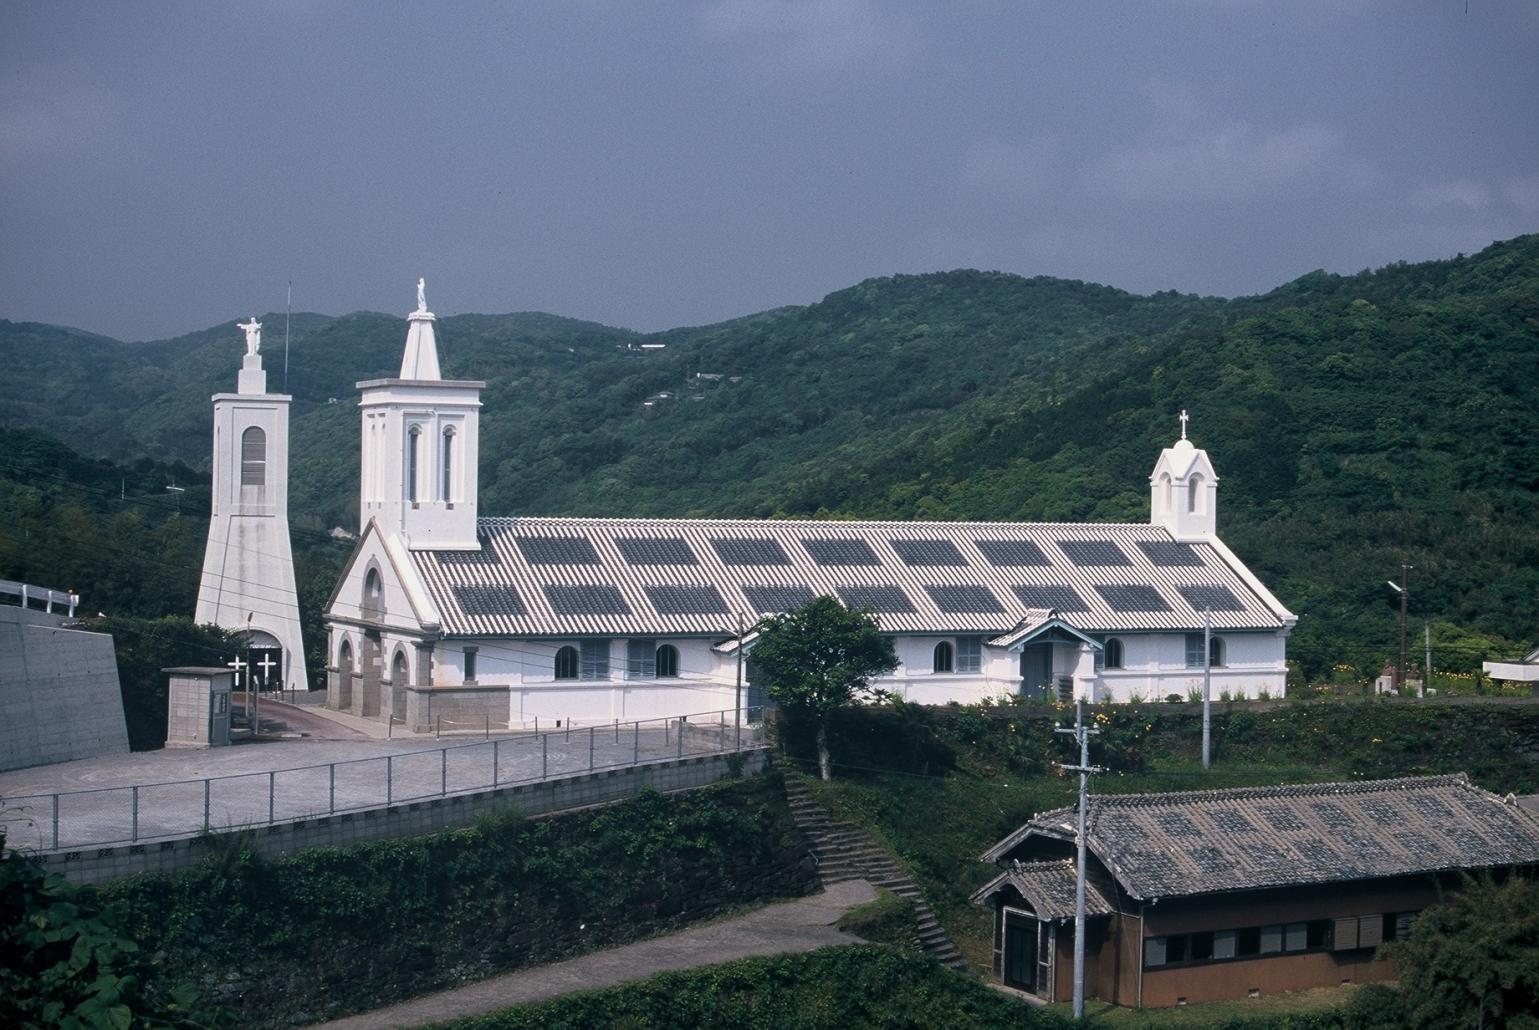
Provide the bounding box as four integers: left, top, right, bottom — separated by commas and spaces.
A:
240, 427, 267, 487
463, 646, 478, 683
656, 644, 679, 678
627, 639, 656, 679
406, 426, 422, 501
933, 641, 954, 673
1186, 633, 1224, 668
1143, 920, 1333, 970
441, 427, 455, 501
554, 646, 578, 680
580, 639, 609, 680
956, 637, 982, 674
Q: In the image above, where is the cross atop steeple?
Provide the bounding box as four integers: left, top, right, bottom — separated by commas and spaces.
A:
1179, 409, 1189, 441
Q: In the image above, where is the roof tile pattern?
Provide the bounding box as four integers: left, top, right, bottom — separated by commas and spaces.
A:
982, 774, 1539, 901
971, 860, 1116, 920
411, 517, 1288, 638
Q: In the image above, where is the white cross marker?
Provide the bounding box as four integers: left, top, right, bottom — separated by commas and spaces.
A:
227, 655, 247, 688
257, 654, 278, 686
1179, 409, 1189, 440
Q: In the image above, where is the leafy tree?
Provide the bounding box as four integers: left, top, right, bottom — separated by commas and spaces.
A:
1384, 873, 1539, 1029
750, 596, 898, 780
0, 829, 209, 1028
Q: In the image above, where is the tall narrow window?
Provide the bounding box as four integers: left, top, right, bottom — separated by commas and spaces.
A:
554, 646, 579, 680
240, 427, 267, 487
463, 646, 478, 682
956, 637, 982, 674
627, 639, 657, 679
1188, 473, 1204, 514
441, 427, 455, 502
580, 639, 609, 680
655, 644, 679, 678
1104, 638, 1124, 669
933, 641, 954, 673
406, 426, 422, 501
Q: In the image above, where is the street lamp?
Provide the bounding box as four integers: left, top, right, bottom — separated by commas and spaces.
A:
1386, 566, 1411, 695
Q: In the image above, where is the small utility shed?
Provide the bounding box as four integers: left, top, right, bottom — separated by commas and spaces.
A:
973, 774, 1539, 1008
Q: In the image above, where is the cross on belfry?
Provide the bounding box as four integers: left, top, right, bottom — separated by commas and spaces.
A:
257, 654, 278, 686
1179, 409, 1189, 440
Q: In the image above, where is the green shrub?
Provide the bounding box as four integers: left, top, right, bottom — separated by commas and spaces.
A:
835, 889, 917, 949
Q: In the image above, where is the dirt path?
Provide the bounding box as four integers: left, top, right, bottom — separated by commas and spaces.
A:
318, 879, 877, 1029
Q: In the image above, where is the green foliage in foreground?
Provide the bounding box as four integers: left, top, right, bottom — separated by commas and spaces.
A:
0, 832, 210, 1030
835, 888, 918, 949
99, 777, 811, 1028
449, 945, 1068, 1030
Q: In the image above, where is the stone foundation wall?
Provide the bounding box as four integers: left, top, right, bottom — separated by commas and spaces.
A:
406, 684, 508, 733
34, 748, 768, 885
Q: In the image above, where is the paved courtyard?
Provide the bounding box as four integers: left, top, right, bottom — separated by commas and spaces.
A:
0, 702, 756, 853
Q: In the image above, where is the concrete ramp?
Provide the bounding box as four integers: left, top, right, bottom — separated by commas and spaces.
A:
0, 605, 128, 772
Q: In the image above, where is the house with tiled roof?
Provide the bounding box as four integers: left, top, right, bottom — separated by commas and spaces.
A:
973, 773, 1539, 1008
323, 284, 1296, 732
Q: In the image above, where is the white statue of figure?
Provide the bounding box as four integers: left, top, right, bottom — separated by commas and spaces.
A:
416, 278, 427, 312
239, 317, 262, 356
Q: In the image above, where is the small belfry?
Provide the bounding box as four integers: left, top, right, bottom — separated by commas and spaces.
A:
1149, 408, 1219, 540
195, 316, 309, 693
357, 278, 483, 549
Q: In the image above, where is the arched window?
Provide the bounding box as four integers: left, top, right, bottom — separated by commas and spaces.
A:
240, 426, 267, 487
655, 644, 679, 678
406, 426, 422, 502
1160, 473, 1172, 514
338, 638, 353, 668
554, 646, 579, 680
441, 426, 455, 502
933, 641, 954, 673
391, 649, 410, 686
1188, 473, 1204, 514
1104, 637, 1124, 670
363, 567, 383, 620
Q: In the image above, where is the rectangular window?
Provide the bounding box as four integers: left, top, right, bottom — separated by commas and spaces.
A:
1284, 922, 1308, 952
1144, 936, 1167, 967
1307, 920, 1332, 949
1260, 925, 1283, 954
1358, 914, 1384, 949
1389, 912, 1416, 941
1185, 632, 1207, 668
1333, 917, 1360, 951
956, 637, 982, 674
1188, 931, 1214, 962
1213, 929, 1237, 960
1237, 926, 1262, 956
626, 639, 656, 679
580, 639, 609, 680
463, 646, 478, 683
1165, 934, 1188, 964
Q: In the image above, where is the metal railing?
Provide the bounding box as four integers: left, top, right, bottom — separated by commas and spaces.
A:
0, 707, 769, 854
0, 579, 80, 618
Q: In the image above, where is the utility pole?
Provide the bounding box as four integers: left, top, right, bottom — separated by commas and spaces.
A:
1202, 607, 1212, 769
1397, 563, 1411, 694
734, 611, 745, 748
1055, 698, 1103, 1021
1423, 623, 1432, 699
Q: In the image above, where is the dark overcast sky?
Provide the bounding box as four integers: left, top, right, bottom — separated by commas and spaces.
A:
3, 1, 1536, 341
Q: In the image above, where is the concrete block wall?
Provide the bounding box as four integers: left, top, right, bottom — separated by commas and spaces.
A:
30, 747, 770, 885
406, 685, 508, 733
1, 607, 129, 772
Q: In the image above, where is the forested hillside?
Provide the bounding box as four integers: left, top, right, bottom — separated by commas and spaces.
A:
3, 235, 1536, 680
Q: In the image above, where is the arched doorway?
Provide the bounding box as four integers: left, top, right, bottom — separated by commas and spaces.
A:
358, 633, 383, 718
335, 638, 355, 710
390, 648, 410, 723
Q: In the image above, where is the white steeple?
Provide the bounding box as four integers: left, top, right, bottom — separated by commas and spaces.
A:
195, 317, 311, 692
1150, 409, 1219, 540
399, 279, 442, 380
357, 279, 484, 550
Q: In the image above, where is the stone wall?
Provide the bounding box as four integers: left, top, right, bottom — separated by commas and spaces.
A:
0, 605, 128, 772
35, 747, 769, 885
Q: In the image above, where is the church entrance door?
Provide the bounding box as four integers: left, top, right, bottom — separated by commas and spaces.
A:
1020, 644, 1053, 701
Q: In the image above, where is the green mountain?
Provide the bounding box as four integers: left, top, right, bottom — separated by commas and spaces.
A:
3, 235, 1536, 680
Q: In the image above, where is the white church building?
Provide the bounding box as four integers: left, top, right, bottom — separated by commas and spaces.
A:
324, 284, 1296, 731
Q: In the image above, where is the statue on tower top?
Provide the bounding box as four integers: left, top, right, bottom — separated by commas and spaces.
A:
416, 278, 427, 313
239, 317, 262, 356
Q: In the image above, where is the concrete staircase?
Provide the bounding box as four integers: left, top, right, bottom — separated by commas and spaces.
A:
783, 775, 968, 972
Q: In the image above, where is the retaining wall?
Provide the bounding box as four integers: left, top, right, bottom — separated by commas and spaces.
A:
28, 747, 768, 885
0, 606, 128, 772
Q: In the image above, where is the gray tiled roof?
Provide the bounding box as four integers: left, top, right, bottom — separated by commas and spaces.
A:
981, 774, 1539, 901
411, 516, 1288, 638
970, 860, 1116, 920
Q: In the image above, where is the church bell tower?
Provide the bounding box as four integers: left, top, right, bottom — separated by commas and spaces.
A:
1150, 410, 1219, 540
357, 280, 483, 550
195, 318, 310, 692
